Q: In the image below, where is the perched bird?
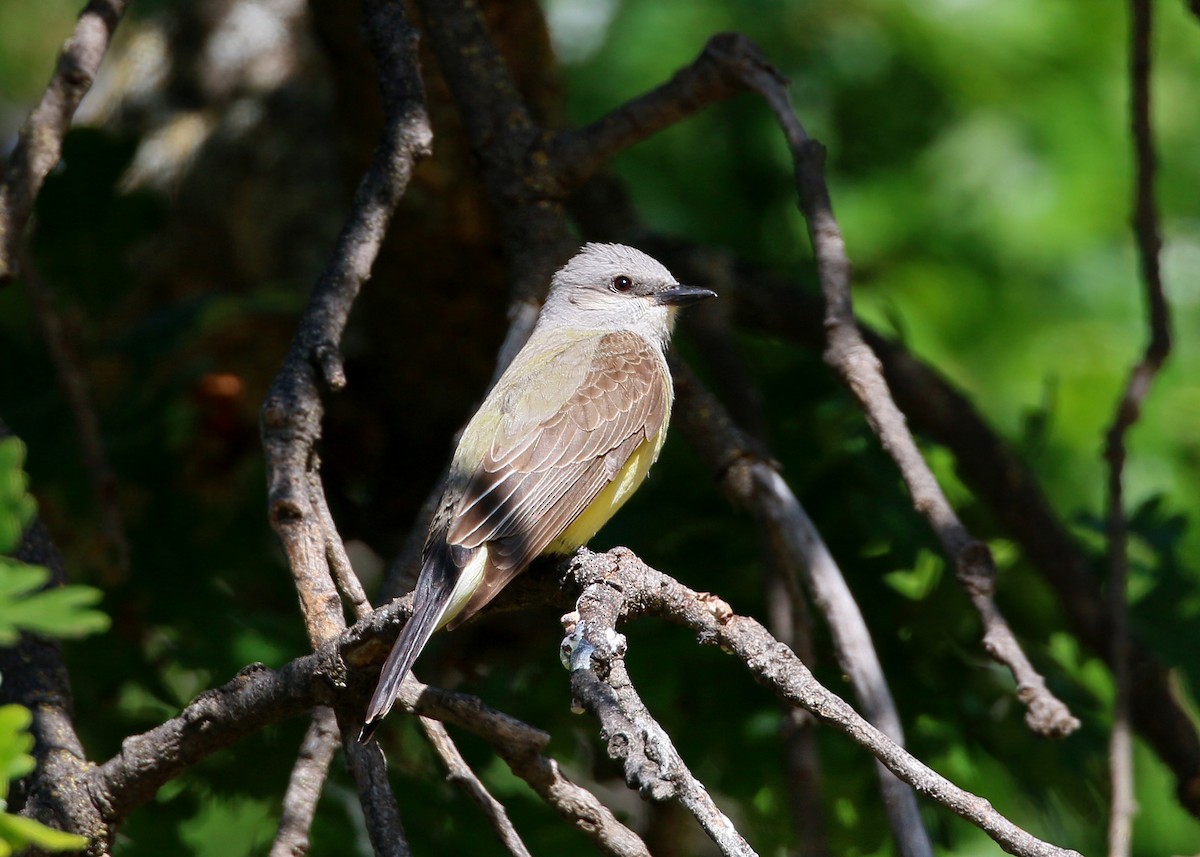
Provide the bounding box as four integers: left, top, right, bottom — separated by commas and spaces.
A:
360, 243, 715, 741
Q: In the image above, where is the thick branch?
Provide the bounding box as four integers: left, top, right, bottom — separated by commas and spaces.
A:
413, 0, 575, 330
91, 657, 326, 824
260, 0, 432, 641
563, 549, 1081, 857
562, 612, 758, 857
0, 0, 128, 282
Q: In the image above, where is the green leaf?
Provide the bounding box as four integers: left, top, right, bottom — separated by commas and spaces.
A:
0, 706, 35, 786
0, 560, 110, 645
0, 437, 34, 556
0, 812, 88, 852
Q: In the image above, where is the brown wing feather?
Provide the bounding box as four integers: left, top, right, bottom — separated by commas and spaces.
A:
443, 331, 667, 627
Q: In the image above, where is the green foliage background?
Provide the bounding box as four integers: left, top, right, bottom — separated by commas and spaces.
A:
2, 0, 1199, 855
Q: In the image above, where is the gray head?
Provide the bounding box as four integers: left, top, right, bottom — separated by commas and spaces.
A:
538, 243, 716, 346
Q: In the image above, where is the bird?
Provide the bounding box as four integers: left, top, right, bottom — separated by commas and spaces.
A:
360, 243, 715, 741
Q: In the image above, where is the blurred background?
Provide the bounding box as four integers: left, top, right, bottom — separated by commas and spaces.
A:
2, 0, 1199, 854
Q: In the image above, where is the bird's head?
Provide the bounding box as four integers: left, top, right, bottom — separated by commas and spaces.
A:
540, 243, 716, 347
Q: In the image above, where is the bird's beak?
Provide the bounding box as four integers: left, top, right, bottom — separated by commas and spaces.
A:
655, 284, 718, 307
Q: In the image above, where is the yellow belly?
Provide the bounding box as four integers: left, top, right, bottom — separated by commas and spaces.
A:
546, 428, 665, 555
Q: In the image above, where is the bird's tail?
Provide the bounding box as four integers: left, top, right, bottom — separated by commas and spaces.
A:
359, 548, 456, 743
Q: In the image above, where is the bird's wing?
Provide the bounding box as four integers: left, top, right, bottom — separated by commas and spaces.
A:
443, 330, 668, 623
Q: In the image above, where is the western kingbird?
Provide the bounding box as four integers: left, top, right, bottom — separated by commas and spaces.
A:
361, 243, 715, 741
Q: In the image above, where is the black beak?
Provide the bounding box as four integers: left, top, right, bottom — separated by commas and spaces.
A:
655, 284, 718, 307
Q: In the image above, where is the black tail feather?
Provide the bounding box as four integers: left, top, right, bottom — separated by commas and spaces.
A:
359, 552, 456, 743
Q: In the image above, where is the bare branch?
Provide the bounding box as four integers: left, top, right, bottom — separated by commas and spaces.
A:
312, 471, 372, 621
548, 31, 1076, 738
1106, 0, 1172, 852
419, 717, 532, 857
22, 253, 128, 574
0, 0, 128, 282
260, 0, 432, 640
343, 734, 412, 857
258, 0, 431, 850
717, 41, 1078, 740
392, 676, 651, 857
271, 708, 341, 857
548, 37, 742, 190
91, 657, 326, 825
670, 361, 932, 857
682, 246, 1200, 814
563, 548, 1082, 857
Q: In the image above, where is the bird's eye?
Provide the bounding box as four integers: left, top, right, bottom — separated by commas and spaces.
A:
611, 275, 633, 293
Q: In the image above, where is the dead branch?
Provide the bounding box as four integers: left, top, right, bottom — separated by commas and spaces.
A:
271, 707, 341, 857
258, 0, 431, 851
1105, 0, 1172, 852
563, 548, 1082, 857
0, 0, 128, 282
691, 247, 1200, 814
670, 360, 932, 857
419, 717, 532, 857
562, 610, 758, 857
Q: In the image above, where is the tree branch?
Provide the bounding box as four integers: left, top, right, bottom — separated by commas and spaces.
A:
419, 717, 532, 857
548, 31, 1076, 739
259, 1, 431, 851
670, 360, 932, 857
0, 418, 102, 845
270, 707, 341, 857
562, 612, 758, 857
563, 548, 1082, 857
736, 40, 1078, 741
696, 247, 1200, 814
0, 0, 128, 283
1106, 0, 1172, 852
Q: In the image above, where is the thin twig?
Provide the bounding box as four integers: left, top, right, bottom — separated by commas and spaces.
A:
1106, 0, 1172, 852
393, 677, 651, 857
21, 252, 129, 574
419, 717, 533, 857
563, 548, 1083, 857
311, 470, 372, 620
271, 707, 341, 857
0, 0, 128, 282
